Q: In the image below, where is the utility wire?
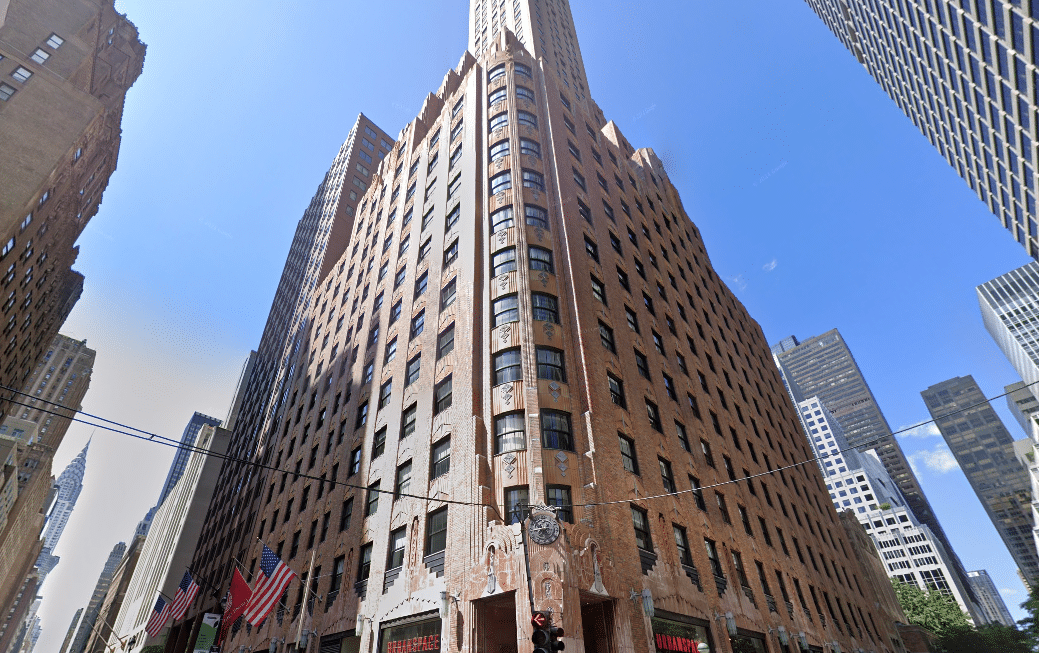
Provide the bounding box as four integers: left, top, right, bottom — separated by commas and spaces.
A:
4, 377, 1032, 511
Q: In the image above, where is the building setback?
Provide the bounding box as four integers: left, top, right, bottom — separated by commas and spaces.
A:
36, 439, 89, 579
181, 3, 909, 653
771, 330, 975, 602
967, 569, 1016, 627
803, 0, 1039, 258
921, 375, 1039, 585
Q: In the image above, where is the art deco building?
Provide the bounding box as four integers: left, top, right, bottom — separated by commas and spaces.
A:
36, 438, 89, 579
0, 335, 95, 653
921, 375, 1039, 585
771, 331, 974, 600
794, 397, 978, 619
181, 4, 909, 653
803, 0, 1039, 258
0, 0, 144, 401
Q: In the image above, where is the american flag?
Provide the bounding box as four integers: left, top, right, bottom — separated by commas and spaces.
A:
244, 544, 296, 626
145, 596, 171, 638
169, 570, 200, 620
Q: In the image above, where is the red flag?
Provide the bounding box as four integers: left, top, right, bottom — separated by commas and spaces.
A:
218, 568, 253, 646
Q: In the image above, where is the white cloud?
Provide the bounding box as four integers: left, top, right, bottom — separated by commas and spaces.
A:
729, 275, 747, 291
909, 446, 959, 474
1001, 587, 1020, 596
897, 422, 942, 439
762, 258, 778, 272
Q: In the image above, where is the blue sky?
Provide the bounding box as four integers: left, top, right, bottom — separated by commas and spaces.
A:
35, 1, 1036, 649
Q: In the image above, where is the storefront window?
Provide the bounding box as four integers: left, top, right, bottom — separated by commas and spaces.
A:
651, 616, 713, 653
379, 616, 442, 653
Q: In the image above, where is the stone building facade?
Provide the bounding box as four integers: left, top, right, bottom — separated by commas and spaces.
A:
179, 3, 910, 653
0, 0, 144, 404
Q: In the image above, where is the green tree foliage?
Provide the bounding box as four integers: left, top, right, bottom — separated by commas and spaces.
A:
891, 581, 1033, 653
1018, 587, 1039, 651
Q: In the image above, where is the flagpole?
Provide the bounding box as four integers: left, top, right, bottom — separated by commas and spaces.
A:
295, 550, 317, 645
187, 564, 224, 602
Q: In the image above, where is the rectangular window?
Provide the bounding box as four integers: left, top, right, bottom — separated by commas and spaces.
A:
385, 337, 398, 364
701, 439, 715, 467
415, 271, 428, 296
659, 457, 676, 493
675, 421, 690, 451
505, 485, 529, 525
732, 550, 750, 588
529, 246, 554, 272
411, 310, 425, 338
632, 506, 652, 551
405, 354, 421, 386
634, 350, 650, 378
401, 404, 417, 439
339, 498, 353, 531
536, 347, 566, 382
590, 276, 607, 305
434, 376, 453, 414
625, 307, 640, 333
441, 278, 457, 309
619, 433, 639, 474
372, 427, 387, 458
445, 204, 461, 229
431, 437, 451, 478
607, 373, 626, 408
541, 410, 574, 450
437, 324, 455, 358
673, 525, 693, 566
365, 481, 380, 516
705, 538, 724, 577
573, 168, 586, 190
492, 248, 517, 276
690, 476, 706, 510
443, 239, 459, 265
646, 399, 662, 432
426, 507, 448, 554
716, 492, 730, 523
355, 401, 368, 429
394, 461, 412, 498
358, 543, 373, 581
584, 236, 599, 261
387, 526, 406, 569
531, 293, 559, 323
599, 322, 616, 352
378, 381, 393, 409
547, 485, 573, 522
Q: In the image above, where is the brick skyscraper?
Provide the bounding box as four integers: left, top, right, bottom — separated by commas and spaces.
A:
180, 3, 909, 653
0, 0, 144, 401
804, 0, 1039, 258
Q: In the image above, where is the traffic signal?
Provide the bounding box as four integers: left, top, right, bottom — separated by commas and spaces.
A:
547, 625, 565, 652
531, 612, 565, 653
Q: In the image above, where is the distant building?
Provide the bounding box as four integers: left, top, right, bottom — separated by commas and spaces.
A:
155, 412, 221, 509
80, 535, 145, 653
795, 397, 978, 619
57, 609, 81, 653
0, 335, 95, 653
1007, 381, 1039, 437
921, 376, 1039, 586
773, 330, 975, 603
68, 542, 125, 653
109, 426, 229, 653
967, 569, 1016, 627
36, 439, 89, 579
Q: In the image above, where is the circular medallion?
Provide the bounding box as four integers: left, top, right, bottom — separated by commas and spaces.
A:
528, 513, 561, 545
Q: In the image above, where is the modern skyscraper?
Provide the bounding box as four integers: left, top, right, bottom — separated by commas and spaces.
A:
921, 375, 1039, 585
803, 0, 1039, 258
155, 412, 222, 508
967, 569, 1016, 627
36, 439, 89, 579
1006, 380, 1039, 434
68, 542, 126, 653
184, 4, 908, 653
57, 609, 82, 653
0, 0, 144, 404
771, 330, 974, 600
979, 261, 1039, 389
794, 397, 979, 618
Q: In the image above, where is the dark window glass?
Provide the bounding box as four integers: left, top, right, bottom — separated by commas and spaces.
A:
493, 348, 523, 384
505, 486, 529, 524
541, 410, 574, 450
532, 293, 559, 323
547, 485, 573, 523
632, 506, 652, 551
536, 347, 567, 382
426, 507, 448, 554
431, 437, 451, 478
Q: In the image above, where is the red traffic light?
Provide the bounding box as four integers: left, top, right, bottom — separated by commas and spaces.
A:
531, 612, 549, 628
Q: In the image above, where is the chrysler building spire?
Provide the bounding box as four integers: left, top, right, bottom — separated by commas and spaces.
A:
36, 439, 89, 579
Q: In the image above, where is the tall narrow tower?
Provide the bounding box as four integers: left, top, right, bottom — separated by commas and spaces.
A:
155, 412, 221, 508
922, 375, 1039, 586
36, 439, 89, 578
802, 0, 1039, 258
186, 4, 910, 653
